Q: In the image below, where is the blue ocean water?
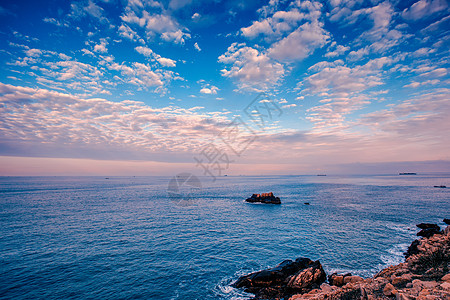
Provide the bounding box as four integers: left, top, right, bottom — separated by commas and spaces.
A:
1, 174, 449, 299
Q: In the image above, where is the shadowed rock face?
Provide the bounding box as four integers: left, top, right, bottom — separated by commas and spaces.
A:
233, 258, 326, 299
245, 192, 281, 204
416, 223, 441, 238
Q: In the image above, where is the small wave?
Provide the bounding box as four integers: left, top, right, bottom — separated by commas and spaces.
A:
214, 272, 253, 300
372, 243, 409, 274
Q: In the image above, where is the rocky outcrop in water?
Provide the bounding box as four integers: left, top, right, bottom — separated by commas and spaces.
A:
232, 258, 326, 299
245, 192, 281, 204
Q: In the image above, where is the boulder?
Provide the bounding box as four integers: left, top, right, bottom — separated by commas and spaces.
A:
245, 192, 281, 204
233, 258, 326, 299
328, 273, 358, 287
415, 223, 441, 237
443, 219, 450, 225
416, 223, 440, 230
417, 228, 441, 238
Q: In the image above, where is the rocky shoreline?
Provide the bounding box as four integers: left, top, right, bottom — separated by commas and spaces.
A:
233, 222, 450, 299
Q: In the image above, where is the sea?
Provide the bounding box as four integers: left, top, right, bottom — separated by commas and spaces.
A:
1, 174, 449, 299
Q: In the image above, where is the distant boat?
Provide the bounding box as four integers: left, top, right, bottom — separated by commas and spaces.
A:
317, 174, 326, 176
399, 172, 417, 175
434, 185, 446, 188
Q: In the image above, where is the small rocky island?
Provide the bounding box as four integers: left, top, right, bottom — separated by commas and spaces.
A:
233, 221, 450, 299
245, 192, 281, 204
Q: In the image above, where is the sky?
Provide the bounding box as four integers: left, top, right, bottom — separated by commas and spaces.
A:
0, 0, 449, 176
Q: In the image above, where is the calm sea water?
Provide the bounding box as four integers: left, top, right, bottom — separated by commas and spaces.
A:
1, 174, 449, 299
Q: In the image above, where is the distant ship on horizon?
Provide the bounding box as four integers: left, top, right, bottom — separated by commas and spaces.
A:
399, 172, 417, 175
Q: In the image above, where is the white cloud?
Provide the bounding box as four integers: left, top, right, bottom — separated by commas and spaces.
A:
194, 42, 201, 52
268, 21, 329, 61
81, 48, 95, 56
68, 0, 109, 23
347, 47, 369, 61
325, 44, 350, 58
43, 17, 69, 27
121, 7, 191, 44
200, 85, 219, 94
0, 82, 232, 160
93, 39, 108, 53
135, 46, 177, 67
241, 1, 323, 41
300, 57, 394, 129
218, 43, 285, 91
25, 49, 42, 57
156, 57, 176, 67
402, 0, 448, 20
282, 103, 297, 109
118, 23, 143, 43
404, 79, 440, 88
59, 53, 72, 60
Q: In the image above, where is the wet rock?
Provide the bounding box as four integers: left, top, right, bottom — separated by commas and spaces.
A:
443, 219, 450, 225
416, 223, 440, 230
233, 258, 325, 299
245, 192, 281, 204
417, 227, 441, 238
415, 223, 441, 238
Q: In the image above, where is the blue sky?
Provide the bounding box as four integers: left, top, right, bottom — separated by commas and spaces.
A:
0, 0, 449, 175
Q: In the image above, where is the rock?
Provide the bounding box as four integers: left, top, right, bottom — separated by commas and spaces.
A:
383, 282, 396, 296
441, 273, 450, 282
404, 239, 420, 259
416, 223, 440, 230
344, 275, 364, 284
392, 274, 412, 286
441, 282, 450, 290
233, 258, 325, 299
443, 219, 450, 225
320, 283, 332, 293
328, 273, 344, 286
245, 192, 281, 204
287, 261, 327, 290
417, 227, 441, 238
396, 292, 409, 300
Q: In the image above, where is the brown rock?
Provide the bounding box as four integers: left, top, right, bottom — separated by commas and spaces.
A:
441, 273, 450, 282
287, 261, 327, 290
344, 275, 364, 284
383, 282, 396, 296
328, 274, 344, 286
320, 283, 332, 293
440, 282, 450, 290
